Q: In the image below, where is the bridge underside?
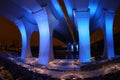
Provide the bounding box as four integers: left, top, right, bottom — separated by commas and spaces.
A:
0, 0, 120, 65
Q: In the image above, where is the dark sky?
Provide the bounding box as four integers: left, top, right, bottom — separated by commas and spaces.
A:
0, 16, 40, 46
0, 16, 21, 45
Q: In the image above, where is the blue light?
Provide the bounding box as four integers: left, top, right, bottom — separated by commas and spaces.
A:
63, 0, 72, 17
71, 44, 74, 51
22, 6, 32, 13
76, 44, 78, 51
33, 8, 51, 65
73, 10, 77, 29
105, 13, 115, 58
16, 21, 27, 61
24, 13, 37, 25
89, 0, 99, 17
51, 0, 64, 17
75, 11, 91, 62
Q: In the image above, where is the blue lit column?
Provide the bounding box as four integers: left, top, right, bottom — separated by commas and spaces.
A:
104, 12, 115, 59
21, 17, 36, 58
74, 11, 91, 62
16, 20, 32, 60
33, 8, 53, 65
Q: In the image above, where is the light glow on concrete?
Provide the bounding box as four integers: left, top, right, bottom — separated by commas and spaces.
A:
105, 13, 115, 59
75, 11, 91, 62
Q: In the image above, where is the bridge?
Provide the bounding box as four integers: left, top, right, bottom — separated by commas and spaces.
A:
0, 0, 120, 66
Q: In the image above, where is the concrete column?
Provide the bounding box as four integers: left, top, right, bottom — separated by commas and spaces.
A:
21, 17, 36, 58
104, 12, 115, 59
33, 8, 53, 65
16, 20, 32, 61
74, 11, 91, 62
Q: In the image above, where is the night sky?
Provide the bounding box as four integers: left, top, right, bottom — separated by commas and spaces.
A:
0, 16, 21, 45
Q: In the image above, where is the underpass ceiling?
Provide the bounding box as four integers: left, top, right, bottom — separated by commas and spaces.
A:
0, 0, 120, 44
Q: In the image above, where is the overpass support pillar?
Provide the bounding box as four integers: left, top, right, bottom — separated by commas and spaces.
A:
104, 12, 115, 59
33, 8, 54, 65
16, 20, 32, 61
74, 10, 91, 62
